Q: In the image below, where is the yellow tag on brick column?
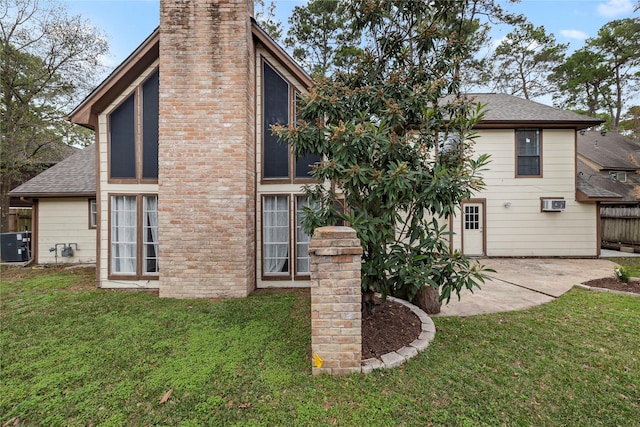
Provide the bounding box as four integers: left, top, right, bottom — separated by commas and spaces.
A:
314, 353, 323, 368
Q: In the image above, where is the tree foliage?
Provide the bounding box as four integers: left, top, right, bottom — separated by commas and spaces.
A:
275, 0, 493, 312
284, 0, 361, 77
0, 0, 108, 231
586, 18, 640, 132
549, 48, 612, 116
481, 22, 567, 100
254, 0, 283, 41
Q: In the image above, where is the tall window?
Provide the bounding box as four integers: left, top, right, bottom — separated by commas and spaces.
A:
262, 60, 320, 182
516, 129, 541, 177
295, 196, 314, 274
109, 69, 159, 182
111, 196, 137, 274
89, 199, 97, 229
110, 194, 159, 277
262, 195, 315, 278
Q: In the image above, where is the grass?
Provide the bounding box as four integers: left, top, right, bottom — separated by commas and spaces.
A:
1, 265, 639, 426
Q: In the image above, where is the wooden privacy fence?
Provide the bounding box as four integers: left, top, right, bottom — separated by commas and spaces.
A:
601, 206, 640, 245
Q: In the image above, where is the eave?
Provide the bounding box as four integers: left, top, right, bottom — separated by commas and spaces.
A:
68, 28, 160, 129
474, 120, 602, 130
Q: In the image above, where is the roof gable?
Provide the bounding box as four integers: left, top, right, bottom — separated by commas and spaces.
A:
68, 21, 311, 129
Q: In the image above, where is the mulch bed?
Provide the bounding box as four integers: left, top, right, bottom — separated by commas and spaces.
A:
362, 296, 421, 360
582, 277, 640, 294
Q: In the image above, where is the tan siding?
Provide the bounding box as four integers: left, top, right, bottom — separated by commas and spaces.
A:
451, 128, 598, 257
37, 198, 96, 264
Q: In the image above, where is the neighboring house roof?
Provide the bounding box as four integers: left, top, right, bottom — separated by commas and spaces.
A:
576, 131, 640, 204
455, 93, 603, 130
69, 20, 312, 129
9, 145, 96, 198
578, 129, 640, 171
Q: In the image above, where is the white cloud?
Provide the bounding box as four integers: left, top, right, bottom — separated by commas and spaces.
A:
597, 0, 634, 17
560, 29, 589, 41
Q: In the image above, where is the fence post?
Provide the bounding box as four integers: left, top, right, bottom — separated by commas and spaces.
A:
308, 226, 363, 375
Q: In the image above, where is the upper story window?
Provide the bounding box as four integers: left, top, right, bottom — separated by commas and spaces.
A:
109, 69, 159, 183
516, 129, 541, 177
262, 60, 320, 182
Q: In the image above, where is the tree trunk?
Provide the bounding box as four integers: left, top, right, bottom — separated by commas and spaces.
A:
411, 286, 442, 315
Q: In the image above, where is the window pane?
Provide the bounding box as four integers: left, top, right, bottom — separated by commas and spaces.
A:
111, 196, 137, 274
143, 196, 159, 274
263, 195, 289, 273
295, 152, 321, 178
142, 70, 159, 179
263, 62, 290, 178
296, 196, 318, 274
110, 95, 136, 179
90, 199, 97, 228
516, 129, 540, 176
517, 156, 540, 176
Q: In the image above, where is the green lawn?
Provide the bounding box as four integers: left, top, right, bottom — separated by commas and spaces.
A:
608, 257, 640, 278
1, 265, 639, 426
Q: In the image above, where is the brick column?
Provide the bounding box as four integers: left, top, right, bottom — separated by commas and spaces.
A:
309, 226, 363, 375
158, 0, 256, 298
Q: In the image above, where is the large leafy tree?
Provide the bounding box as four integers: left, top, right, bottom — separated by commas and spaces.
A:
549, 48, 612, 116
0, 0, 108, 231
275, 0, 493, 314
586, 18, 640, 132
284, 0, 361, 77
481, 22, 567, 100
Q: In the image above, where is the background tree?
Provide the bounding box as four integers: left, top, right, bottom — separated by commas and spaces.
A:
586, 18, 640, 132
1, 0, 107, 232
619, 106, 640, 140
284, 0, 361, 77
549, 48, 612, 116
480, 22, 567, 100
254, 0, 283, 41
275, 0, 493, 314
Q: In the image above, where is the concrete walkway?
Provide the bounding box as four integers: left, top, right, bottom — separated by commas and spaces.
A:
437, 257, 620, 317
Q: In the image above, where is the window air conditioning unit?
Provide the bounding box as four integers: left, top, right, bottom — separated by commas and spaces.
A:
542, 199, 566, 212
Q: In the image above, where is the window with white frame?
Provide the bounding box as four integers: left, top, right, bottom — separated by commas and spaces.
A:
89, 198, 97, 229
262, 195, 316, 278
263, 195, 290, 275
110, 194, 158, 277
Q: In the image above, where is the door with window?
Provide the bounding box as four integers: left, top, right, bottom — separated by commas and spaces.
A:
462, 201, 485, 256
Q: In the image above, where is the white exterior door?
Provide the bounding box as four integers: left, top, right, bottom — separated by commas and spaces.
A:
462, 202, 484, 256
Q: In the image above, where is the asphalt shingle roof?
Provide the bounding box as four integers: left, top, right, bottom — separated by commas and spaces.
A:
448, 93, 603, 127
9, 145, 96, 197
578, 130, 640, 170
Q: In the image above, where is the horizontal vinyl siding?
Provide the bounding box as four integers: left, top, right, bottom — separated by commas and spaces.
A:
453, 129, 598, 257
37, 198, 96, 264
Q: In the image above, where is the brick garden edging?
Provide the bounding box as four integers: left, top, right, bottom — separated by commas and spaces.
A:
361, 296, 436, 374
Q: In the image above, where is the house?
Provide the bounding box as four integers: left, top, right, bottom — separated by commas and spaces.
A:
67, 0, 313, 296
577, 130, 640, 248
18, 0, 604, 297
446, 94, 602, 257
8, 145, 96, 264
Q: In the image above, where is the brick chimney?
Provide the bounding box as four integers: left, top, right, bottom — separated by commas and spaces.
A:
158, 0, 256, 298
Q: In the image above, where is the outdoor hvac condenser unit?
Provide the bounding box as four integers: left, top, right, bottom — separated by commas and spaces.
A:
542, 199, 566, 212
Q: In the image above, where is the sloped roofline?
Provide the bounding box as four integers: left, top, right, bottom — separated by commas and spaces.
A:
68, 21, 313, 129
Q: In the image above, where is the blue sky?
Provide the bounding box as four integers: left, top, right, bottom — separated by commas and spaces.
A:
62, 0, 637, 102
